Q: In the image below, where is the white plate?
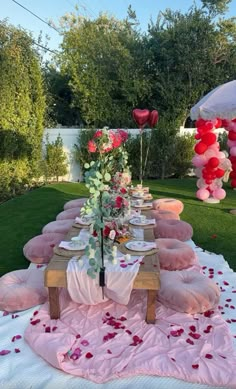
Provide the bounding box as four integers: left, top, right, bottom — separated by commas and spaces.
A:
129, 218, 150, 226
75, 217, 92, 226
132, 193, 145, 198
125, 240, 155, 252
132, 203, 152, 208
69, 242, 87, 250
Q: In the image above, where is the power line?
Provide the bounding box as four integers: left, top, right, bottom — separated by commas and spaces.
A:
32, 39, 59, 55
11, 0, 61, 33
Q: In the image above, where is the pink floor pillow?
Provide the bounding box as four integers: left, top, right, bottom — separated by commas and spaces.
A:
155, 238, 197, 270
64, 198, 88, 211
56, 207, 81, 221
158, 270, 220, 314
152, 198, 184, 215
0, 269, 48, 312
23, 232, 64, 264
150, 209, 180, 221
154, 219, 193, 241
42, 219, 74, 234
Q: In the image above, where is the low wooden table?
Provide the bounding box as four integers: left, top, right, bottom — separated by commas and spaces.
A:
45, 217, 160, 324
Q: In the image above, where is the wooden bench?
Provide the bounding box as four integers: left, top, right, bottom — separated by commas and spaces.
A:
45, 216, 160, 324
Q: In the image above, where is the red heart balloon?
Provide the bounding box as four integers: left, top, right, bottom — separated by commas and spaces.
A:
148, 110, 159, 128
132, 109, 150, 128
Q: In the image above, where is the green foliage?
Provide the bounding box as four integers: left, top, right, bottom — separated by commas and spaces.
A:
0, 21, 46, 201
218, 131, 229, 152
172, 134, 195, 178
59, 14, 150, 127
42, 134, 68, 182
201, 0, 231, 15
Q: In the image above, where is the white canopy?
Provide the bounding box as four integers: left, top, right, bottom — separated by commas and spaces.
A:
190, 80, 236, 121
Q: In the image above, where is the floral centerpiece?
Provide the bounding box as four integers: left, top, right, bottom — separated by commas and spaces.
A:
81, 127, 130, 286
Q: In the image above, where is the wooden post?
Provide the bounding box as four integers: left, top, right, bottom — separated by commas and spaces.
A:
48, 287, 60, 319
146, 289, 157, 324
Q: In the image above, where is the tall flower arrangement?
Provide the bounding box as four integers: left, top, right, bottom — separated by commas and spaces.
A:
82, 128, 130, 285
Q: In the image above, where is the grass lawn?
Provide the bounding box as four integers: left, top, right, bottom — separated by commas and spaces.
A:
0, 178, 236, 276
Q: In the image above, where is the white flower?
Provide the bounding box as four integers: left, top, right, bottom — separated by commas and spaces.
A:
88, 248, 95, 258
109, 230, 116, 240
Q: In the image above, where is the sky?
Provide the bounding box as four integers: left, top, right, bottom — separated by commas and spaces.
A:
1, 0, 236, 58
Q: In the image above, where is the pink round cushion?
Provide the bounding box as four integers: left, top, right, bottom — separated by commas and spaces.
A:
152, 198, 184, 215
154, 219, 193, 241
64, 198, 87, 210
0, 269, 48, 312
56, 208, 81, 221
158, 270, 220, 313
155, 238, 197, 270
42, 219, 74, 234
23, 233, 64, 263
150, 209, 180, 221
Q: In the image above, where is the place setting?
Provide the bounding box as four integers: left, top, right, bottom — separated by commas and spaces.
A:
73, 214, 94, 229
53, 236, 88, 257
118, 238, 158, 256
128, 215, 156, 229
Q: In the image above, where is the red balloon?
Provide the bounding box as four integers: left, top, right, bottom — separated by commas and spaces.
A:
208, 157, 219, 168
221, 119, 230, 128
148, 110, 159, 127
231, 179, 236, 188
201, 121, 214, 132
194, 133, 201, 140
201, 132, 217, 146
228, 131, 236, 141
132, 109, 150, 128
230, 171, 236, 179
215, 168, 225, 178
195, 118, 206, 128
194, 142, 207, 154
232, 162, 236, 171
215, 118, 222, 128
229, 156, 236, 163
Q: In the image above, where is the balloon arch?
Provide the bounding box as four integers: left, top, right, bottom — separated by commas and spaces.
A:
190, 80, 236, 203
191, 118, 235, 203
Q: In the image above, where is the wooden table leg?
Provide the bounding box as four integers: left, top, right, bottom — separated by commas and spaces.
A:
146, 289, 157, 324
48, 287, 60, 319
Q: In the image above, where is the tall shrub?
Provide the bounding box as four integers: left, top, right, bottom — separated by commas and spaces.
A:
43, 135, 68, 182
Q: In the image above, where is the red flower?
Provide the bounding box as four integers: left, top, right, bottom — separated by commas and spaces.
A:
103, 225, 111, 237
112, 133, 122, 148
88, 140, 97, 153
118, 129, 128, 142
93, 130, 103, 138
120, 187, 127, 194
115, 196, 123, 209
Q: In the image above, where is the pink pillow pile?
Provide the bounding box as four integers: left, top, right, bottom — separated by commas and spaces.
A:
0, 269, 48, 312
150, 209, 180, 221
154, 219, 193, 241
56, 207, 81, 221
42, 219, 74, 234
64, 198, 87, 210
158, 270, 220, 314
152, 198, 184, 215
155, 238, 197, 270
23, 232, 64, 263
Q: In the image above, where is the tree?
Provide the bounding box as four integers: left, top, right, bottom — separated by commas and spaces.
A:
58, 13, 151, 127
144, 4, 236, 127
43, 134, 68, 182
0, 20, 46, 199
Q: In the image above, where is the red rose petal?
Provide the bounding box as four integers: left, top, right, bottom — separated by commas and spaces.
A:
14, 348, 20, 353
186, 338, 194, 345
189, 332, 201, 339
30, 319, 40, 325
0, 350, 11, 356
192, 364, 199, 369
205, 353, 213, 359
52, 326, 58, 332
223, 281, 229, 286
189, 325, 196, 332
33, 311, 39, 316
107, 349, 112, 354
230, 305, 235, 309
218, 271, 223, 275
226, 299, 232, 302
45, 326, 51, 333
85, 352, 93, 359
125, 330, 132, 335
120, 264, 127, 268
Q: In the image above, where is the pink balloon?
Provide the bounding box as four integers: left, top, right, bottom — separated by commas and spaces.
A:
212, 188, 226, 200
196, 188, 210, 201
208, 142, 220, 151
209, 180, 222, 191
227, 122, 236, 133
196, 178, 207, 189
195, 168, 202, 178
204, 149, 217, 160
218, 151, 226, 159
192, 155, 207, 167
230, 147, 236, 157
227, 139, 236, 148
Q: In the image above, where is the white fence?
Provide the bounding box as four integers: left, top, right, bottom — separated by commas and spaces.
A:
44, 127, 227, 182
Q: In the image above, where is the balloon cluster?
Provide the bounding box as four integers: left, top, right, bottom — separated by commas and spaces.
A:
192, 118, 231, 201
221, 119, 236, 189
132, 109, 159, 130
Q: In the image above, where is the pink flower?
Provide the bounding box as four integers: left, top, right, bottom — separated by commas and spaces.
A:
93, 130, 103, 138
115, 196, 123, 209
112, 133, 122, 148
118, 129, 128, 142
88, 140, 97, 153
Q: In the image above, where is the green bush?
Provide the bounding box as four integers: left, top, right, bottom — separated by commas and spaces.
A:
42, 134, 68, 182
